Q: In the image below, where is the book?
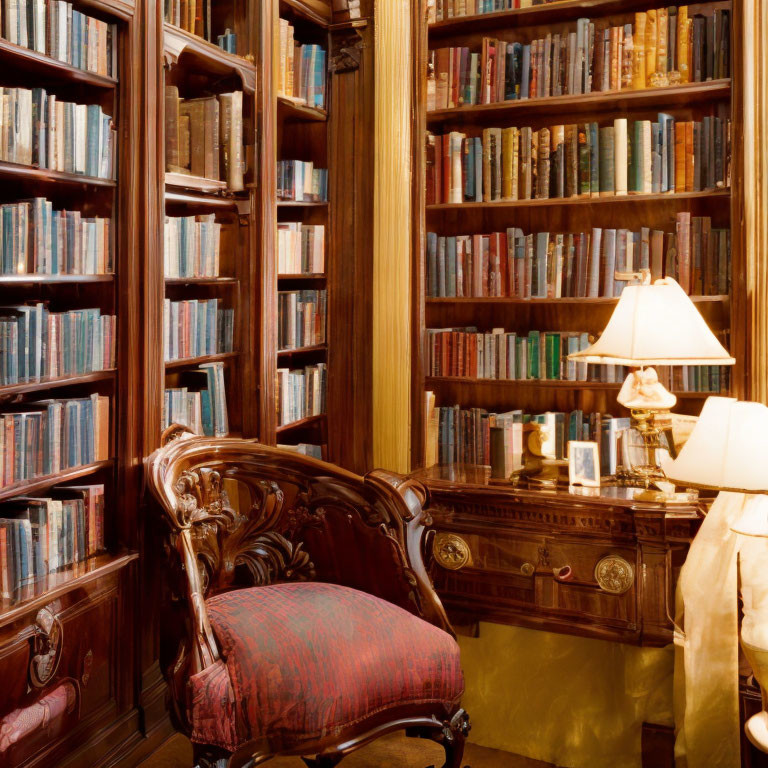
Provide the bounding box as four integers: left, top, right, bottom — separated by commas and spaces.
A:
277, 290, 327, 351
277, 363, 327, 426
277, 223, 325, 274
164, 214, 222, 278
163, 299, 234, 361
277, 21, 327, 110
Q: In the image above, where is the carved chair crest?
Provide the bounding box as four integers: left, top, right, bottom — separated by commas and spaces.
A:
146, 427, 449, 683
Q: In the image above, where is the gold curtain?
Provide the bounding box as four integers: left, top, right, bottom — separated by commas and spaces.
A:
372, 0, 412, 473
744, 0, 768, 403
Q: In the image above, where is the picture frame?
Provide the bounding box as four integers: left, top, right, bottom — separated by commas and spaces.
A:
568, 441, 601, 488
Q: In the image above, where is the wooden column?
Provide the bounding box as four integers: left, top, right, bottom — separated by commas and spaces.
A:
372, 0, 412, 473
743, 0, 768, 403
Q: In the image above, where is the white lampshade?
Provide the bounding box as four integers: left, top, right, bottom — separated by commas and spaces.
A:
568, 278, 735, 366
662, 397, 768, 493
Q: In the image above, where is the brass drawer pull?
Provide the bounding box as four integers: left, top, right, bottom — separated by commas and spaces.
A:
433, 533, 471, 571
520, 562, 535, 577
595, 555, 635, 595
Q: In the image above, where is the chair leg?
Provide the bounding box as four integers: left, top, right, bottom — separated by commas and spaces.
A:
432, 708, 471, 768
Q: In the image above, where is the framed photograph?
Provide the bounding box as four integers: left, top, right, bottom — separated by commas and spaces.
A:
568, 441, 601, 488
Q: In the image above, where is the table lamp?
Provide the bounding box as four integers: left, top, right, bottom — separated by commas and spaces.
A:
568, 272, 735, 495
663, 397, 768, 758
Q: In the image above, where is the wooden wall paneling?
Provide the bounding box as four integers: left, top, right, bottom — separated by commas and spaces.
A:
411, 0, 428, 472
327, 9, 374, 472
742, 0, 768, 403
257, 0, 278, 442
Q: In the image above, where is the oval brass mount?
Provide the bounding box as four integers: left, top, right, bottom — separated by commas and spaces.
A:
433, 533, 471, 571
594, 555, 635, 595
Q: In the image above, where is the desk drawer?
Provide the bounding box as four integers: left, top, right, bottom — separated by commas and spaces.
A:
432, 527, 638, 632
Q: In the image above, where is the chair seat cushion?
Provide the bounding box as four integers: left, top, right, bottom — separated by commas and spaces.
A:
187, 582, 464, 752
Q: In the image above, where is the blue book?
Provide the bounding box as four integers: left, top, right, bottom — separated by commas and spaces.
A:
589, 122, 600, 195
464, 139, 474, 200
446, 237, 456, 297
427, 232, 438, 297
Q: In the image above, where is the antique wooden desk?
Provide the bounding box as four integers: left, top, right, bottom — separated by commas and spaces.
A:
413, 465, 768, 768
413, 464, 703, 648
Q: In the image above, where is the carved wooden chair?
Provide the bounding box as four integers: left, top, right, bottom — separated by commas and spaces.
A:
146, 427, 469, 768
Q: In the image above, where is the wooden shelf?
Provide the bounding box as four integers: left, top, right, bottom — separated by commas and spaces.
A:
165, 277, 239, 286
76, 0, 134, 21
428, 80, 731, 124
278, 95, 328, 122
426, 375, 718, 398
428, 0, 697, 36
0, 161, 116, 188
427, 189, 730, 211
276, 413, 326, 433
0, 370, 116, 399
425, 295, 730, 305
278, 273, 327, 281
279, 0, 331, 28
0, 459, 115, 504
165, 351, 239, 370
165, 189, 240, 208
0, 37, 118, 87
277, 200, 329, 207
278, 344, 327, 357
165, 172, 229, 194
0, 274, 114, 285
0, 551, 138, 628
163, 23, 257, 93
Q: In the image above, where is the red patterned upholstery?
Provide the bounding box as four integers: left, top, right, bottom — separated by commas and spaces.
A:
187, 582, 464, 753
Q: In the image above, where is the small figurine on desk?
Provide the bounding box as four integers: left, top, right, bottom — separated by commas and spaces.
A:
510, 422, 568, 487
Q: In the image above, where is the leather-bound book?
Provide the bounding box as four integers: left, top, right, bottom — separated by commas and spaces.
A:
677, 6, 689, 82
218, 91, 244, 191
674, 121, 687, 193
613, 118, 628, 196
536, 127, 550, 200
598, 125, 615, 196
633, 12, 647, 88
645, 9, 657, 81
164, 85, 181, 171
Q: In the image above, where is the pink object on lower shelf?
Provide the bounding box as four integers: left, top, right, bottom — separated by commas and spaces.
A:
0, 682, 77, 753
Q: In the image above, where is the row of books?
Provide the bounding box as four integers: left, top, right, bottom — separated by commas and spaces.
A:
163, 299, 234, 362
429, 328, 596, 381
277, 223, 325, 275
277, 363, 326, 427
277, 160, 328, 203
163, 0, 211, 38
0, 484, 105, 599
427, 400, 630, 473
278, 290, 326, 351
0, 394, 110, 488
428, 115, 731, 204
0, 87, 115, 179
429, 0, 561, 22
164, 214, 222, 278
0, 306, 116, 386
426, 218, 730, 299
164, 87, 245, 191
276, 20, 327, 110
2, 2, 116, 77
163, 362, 229, 437
429, 7, 730, 109
0, 198, 112, 276
426, 327, 728, 393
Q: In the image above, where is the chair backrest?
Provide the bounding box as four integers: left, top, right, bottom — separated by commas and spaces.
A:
145, 427, 451, 678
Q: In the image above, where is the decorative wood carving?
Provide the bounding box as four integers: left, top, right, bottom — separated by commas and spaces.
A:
29, 606, 63, 689
329, 29, 364, 73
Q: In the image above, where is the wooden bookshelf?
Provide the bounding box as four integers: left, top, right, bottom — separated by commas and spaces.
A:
0, 1, 143, 764
264, 0, 333, 458
411, 0, 745, 470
